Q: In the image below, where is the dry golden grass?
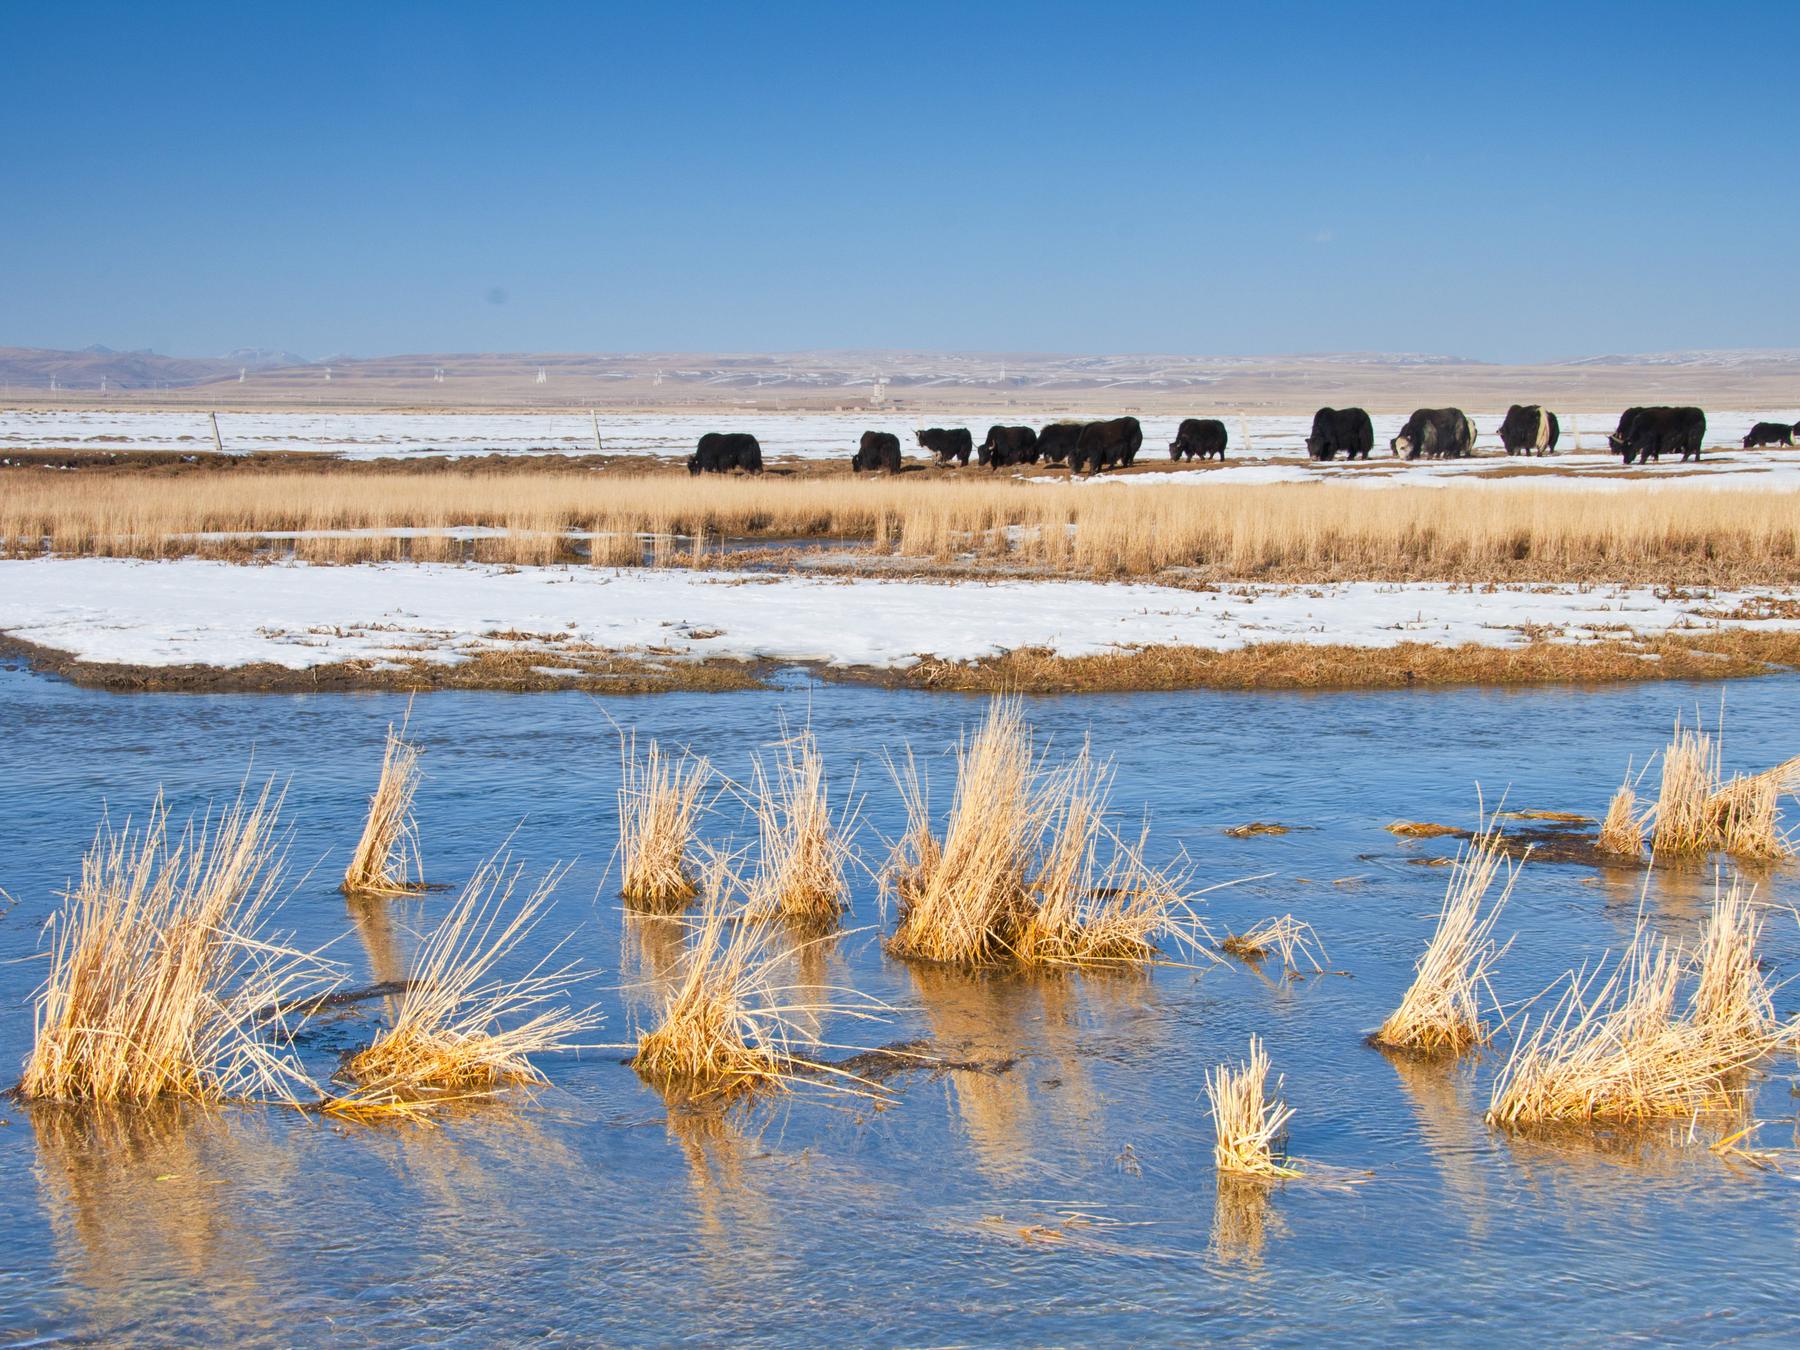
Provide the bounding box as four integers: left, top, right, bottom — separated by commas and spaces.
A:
616, 733, 711, 911
1386, 820, 1463, 839
335, 855, 597, 1114
10, 470, 1800, 584
342, 721, 425, 895
22, 784, 337, 1104
1604, 716, 1800, 859
1373, 820, 1519, 1055
1596, 772, 1645, 857
1205, 1036, 1302, 1178
1220, 915, 1326, 972
1487, 877, 1788, 1129
885, 702, 1202, 969
743, 726, 856, 927
886, 701, 1043, 966
630, 857, 885, 1101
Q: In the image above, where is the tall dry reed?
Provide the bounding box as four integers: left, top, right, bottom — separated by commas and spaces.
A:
1373, 820, 1519, 1055
743, 726, 856, 927
22, 784, 336, 1104
342, 721, 424, 895
339, 854, 596, 1110
1487, 876, 1788, 1128
10, 471, 1800, 584
886, 702, 1201, 969
616, 734, 711, 911
1205, 1036, 1301, 1178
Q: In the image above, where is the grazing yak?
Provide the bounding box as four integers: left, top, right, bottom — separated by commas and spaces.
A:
1071, 416, 1143, 474
1609, 407, 1706, 464
1169, 417, 1228, 461
1305, 407, 1374, 461
1743, 421, 1795, 449
977, 424, 1039, 468
1497, 404, 1561, 456
915, 427, 973, 466
851, 430, 903, 473
1392, 408, 1476, 460
1035, 421, 1087, 465
688, 432, 763, 475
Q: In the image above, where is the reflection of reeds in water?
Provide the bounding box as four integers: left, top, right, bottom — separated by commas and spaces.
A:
1385, 1052, 1491, 1229
342, 722, 425, 896
1487, 876, 1786, 1128
1205, 1036, 1300, 1178
337, 855, 596, 1111
30, 1103, 275, 1336
1373, 819, 1518, 1056
907, 963, 1039, 1178
744, 726, 855, 927
887, 700, 1203, 969
24, 783, 336, 1105
617, 734, 711, 912
1210, 1175, 1282, 1269
345, 889, 411, 987
621, 911, 689, 1018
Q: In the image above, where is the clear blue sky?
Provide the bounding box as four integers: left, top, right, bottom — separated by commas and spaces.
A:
4, 1, 1795, 362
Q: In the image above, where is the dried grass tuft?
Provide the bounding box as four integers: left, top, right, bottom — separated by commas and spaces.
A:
743, 726, 856, 927
1205, 1036, 1301, 1178
631, 856, 886, 1101
1373, 819, 1518, 1055
617, 733, 711, 911
342, 722, 425, 895
885, 701, 1204, 969
1487, 875, 1788, 1129
1596, 771, 1645, 857
1220, 915, 1326, 972
334, 855, 597, 1114
1635, 717, 1799, 859
22, 784, 337, 1105
1386, 821, 1462, 839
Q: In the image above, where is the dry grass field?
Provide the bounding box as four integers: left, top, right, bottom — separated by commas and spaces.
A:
6, 469, 1800, 586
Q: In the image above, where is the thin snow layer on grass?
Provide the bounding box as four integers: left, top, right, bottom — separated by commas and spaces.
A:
2, 559, 1796, 673
1071, 449, 1800, 492
4, 409, 1797, 466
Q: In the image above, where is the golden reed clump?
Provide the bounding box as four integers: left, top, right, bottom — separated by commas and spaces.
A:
1372, 819, 1519, 1056
1205, 1036, 1301, 1178
616, 733, 712, 911
1486, 875, 1788, 1129
1220, 915, 1326, 972
336, 855, 596, 1114
22, 783, 336, 1105
1598, 715, 1798, 860
631, 856, 886, 1101
743, 726, 856, 928
342, 721, 425, 895
885, 700, 1203, 970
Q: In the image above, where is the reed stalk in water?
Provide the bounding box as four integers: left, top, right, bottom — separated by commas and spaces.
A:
340, 855, 596, 1110
342, 721, 424, 895
23, 783, 335, 1104
617, 733, 711, 911
1205, 1036, 1301, 1178
744, 726, 855, 927
1220, 914, 1326, 972
1373, 820, 1518, 1055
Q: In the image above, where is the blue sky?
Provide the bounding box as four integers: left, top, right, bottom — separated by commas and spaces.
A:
3, 1, 1795, 361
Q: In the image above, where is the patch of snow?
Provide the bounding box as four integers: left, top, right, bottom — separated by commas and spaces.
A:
1, 559, 1794, 673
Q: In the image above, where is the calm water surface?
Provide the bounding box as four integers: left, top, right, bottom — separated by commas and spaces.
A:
0, 665, 1797, 1346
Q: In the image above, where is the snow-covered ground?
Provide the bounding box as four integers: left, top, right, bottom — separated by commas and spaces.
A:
1, 558, 1791, 674
3, 408, 1797, 466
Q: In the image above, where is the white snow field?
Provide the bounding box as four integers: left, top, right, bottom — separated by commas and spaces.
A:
1, 558, 1793, 674
3, 408, 1798, 476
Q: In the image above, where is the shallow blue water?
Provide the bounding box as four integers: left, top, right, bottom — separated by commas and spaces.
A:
0, 665, 1797, 1347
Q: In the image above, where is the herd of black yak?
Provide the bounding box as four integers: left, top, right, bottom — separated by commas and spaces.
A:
683, 405, 1800, 475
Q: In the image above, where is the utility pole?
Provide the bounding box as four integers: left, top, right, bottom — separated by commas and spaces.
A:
209, 411, 224, 453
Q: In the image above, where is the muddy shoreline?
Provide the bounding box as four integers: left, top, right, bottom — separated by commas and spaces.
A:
7, 630, 1800, 697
